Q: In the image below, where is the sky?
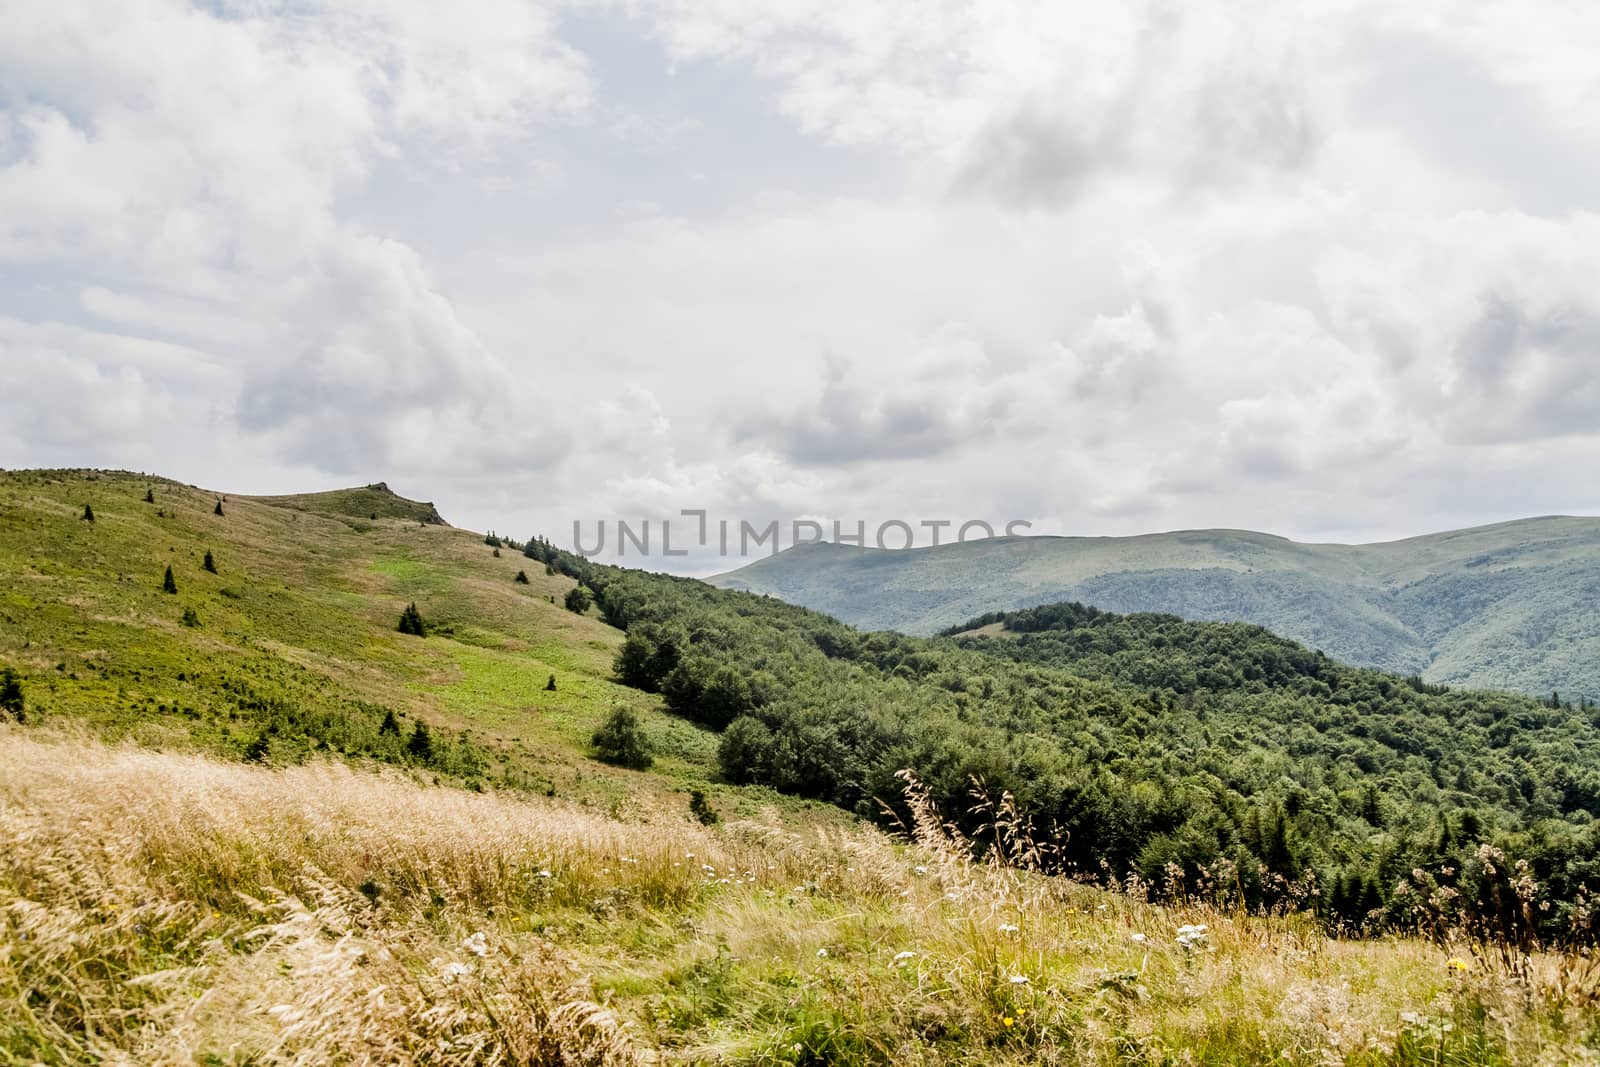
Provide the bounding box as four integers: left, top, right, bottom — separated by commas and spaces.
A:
3, 0, 1599, 574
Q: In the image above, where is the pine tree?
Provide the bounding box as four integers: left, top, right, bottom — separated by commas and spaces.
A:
180, 607, 201, 628
379, 709, 401, 736
202, 549, 217, 574
82, 504, 95, 522
689, 788, 718, 825
0, 667, 24, 723
397, 602, 426, 637
493, 547, 502, 557
214, 499, 225, 516
515, 570, 530, 584
162, 565, 178, 594
144, 488, 156, 504
407, 721, 434, 763
545, 673, 557, 691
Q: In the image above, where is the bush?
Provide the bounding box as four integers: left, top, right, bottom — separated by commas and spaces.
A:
398, 603, 427, 637
564, 586, 592, 614
214, 499, 225, 516
592, 706, 652, 769
718, 716, 774, 784
379, 709, 401, 736
203, 549, 217, 574
162, 565, 178, 594
143, 488, 155, 504
180, 607, 201, 628
0, 667, 24, 723
82, 504, 95, 522
545, 674, 557, 691
515, 570, 530, 584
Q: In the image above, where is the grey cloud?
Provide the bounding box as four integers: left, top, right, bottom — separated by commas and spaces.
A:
951, 99, 1115, 209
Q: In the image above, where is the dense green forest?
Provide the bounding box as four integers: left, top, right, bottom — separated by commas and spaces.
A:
529, 540, 1600, 942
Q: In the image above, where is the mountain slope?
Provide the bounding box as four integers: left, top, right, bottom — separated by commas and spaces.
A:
0, 468, 729, 808
708, 517, 1600, 698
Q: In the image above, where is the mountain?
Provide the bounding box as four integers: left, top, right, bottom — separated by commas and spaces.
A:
709, 517, 1600, 699
6, 468, 1600, 1060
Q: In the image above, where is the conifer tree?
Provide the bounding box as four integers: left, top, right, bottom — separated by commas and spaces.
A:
0, 667, 23, 723
214, 499, 225, 516
82, 504, 95, 522
546, 673, 557, 691
144, 488, 156, 504
515, 569, 530, 584
379, 709, 401, 736
162, 565, 178, 594
203, 549, 217, 574
397, 602, 426, 637
406, 721, 434, 763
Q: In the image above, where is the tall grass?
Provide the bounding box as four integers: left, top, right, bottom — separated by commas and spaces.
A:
3, 728, 1597, 1064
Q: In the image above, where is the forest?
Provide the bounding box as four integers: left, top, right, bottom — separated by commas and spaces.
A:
525, 538, 1600, 942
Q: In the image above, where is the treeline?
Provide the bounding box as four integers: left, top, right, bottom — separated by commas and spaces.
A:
541, 546, 1600, 940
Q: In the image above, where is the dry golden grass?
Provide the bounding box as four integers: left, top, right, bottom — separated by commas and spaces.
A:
3, 728, 1597, 1065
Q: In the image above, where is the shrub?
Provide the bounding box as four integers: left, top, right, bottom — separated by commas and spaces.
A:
493, 547, 502, 557
162, 565, 178, 594
203, 549, 217, 574
143, 488, 155, 504
180, 607, 201, 628
379, 709, 401, 736
515, 570, 530, 584
564, 586, 592, 614
546, 674, 557, 691
82, 504, 95, 522
398, 603, 427, 637
592, 707, 652, 770
214, 500, 225, 516
0, 668, 23, 723
718, 716, 775, 784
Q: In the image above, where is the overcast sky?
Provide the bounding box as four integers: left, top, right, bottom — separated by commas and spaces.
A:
4, 0, 1599, 573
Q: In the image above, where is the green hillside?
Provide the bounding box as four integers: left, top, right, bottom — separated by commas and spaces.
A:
708, 518, 1600, 700
0, 468, 750, 815
6, 469, 1600, 1062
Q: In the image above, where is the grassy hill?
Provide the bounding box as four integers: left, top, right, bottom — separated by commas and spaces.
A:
708, 518, 1600, 700
0, 468, 746, 812
5, 468, 1600, 1063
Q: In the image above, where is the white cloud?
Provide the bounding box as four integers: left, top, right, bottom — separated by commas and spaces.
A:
2, 0, 1599, 562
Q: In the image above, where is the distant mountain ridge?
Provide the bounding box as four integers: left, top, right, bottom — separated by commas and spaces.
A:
709, 516, 1600, 700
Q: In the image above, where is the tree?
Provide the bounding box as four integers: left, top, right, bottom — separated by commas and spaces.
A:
546, 674, 557, 691
493, 547, 502, 558
180, 607, 201, 628
162, 565, 178, 594
82, 504, 95, 522
407, 721, 434, 763
398, 602, 427, 637
0, 668, 24, 723
718, 716, 775, 784
564, 585, 592, 614
144, 488, 156, 504
214, 499, 225, 516
379, 709, 401, 736
203, 549, 217, 574
592, 706, 653, 769
485, 531, 502, 547
515, 569, 530, 584
689, 788, 719, 826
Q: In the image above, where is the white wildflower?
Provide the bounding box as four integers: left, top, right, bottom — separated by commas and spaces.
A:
462, 932, 488, 957
998, 923, 1020, 934
816, 948, 828, 958
440, 961, 473, 983
1130, 932, 1147, 943
893, 950, 917, 963
914, 865, 929, 875
1008, 974, 1030, 985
